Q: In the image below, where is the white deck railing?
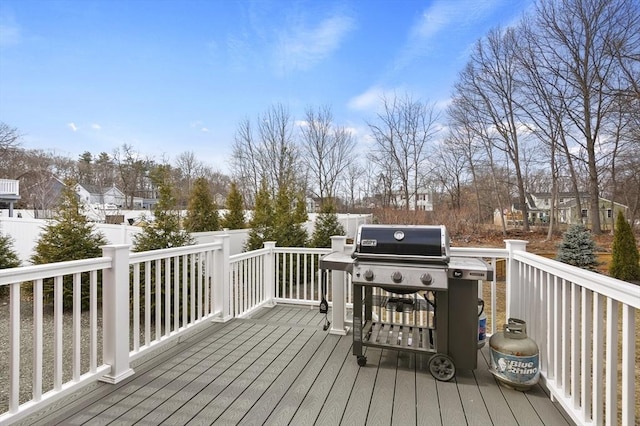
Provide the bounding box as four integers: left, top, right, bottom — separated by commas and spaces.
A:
0, 179, 19, 195
0, 235, 637, 425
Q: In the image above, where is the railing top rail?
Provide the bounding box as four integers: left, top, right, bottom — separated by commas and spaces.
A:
450, 247, 508, 258
230, 247, 271, 262
0, 256, 112, 285
273, 247, 332, 255
129, 241, 223, 262
514, 250, 640, 308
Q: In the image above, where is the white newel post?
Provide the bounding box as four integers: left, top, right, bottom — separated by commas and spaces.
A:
329, 235, 348, 336
504, 240, 528, 320
263, 242, 277, 307
100, 244, 135, 384
213, 233, 233, 322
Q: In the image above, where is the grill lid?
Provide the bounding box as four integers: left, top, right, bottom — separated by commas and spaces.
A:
352, 224, 450, 264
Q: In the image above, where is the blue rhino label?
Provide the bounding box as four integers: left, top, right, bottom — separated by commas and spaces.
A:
490, 348, 540, 386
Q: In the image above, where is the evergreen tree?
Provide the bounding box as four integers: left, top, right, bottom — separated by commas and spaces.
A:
609, 211, 640, 282
245, 180, 273, 250
221, 181, 245, 230
0, 232, 21, 297
555, 224, 599, 271
183, 176, 220, 232
133, 165, 194, 251
311, 202, 345, 248
272, 183, 308, 247
30, 179, 107, 308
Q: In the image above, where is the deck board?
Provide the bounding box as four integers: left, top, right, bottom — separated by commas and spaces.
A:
19, 304, 575, 426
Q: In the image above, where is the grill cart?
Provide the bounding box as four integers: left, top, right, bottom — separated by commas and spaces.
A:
320, 224, 493, 381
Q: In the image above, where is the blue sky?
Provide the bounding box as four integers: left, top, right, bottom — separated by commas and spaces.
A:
0, 0, 532, 173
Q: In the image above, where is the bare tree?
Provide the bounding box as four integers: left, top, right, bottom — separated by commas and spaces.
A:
0, 122, 22, 178
533, 0, 639, 233
367, 94, 440, 211
230, 104, 302, 206
300, 105, 355, 205
113, 144, 151, 208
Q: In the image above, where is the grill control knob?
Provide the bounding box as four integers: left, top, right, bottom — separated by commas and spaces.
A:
363, 269, 374, 281
391, 271, 403, 283
420, 273, 433, 285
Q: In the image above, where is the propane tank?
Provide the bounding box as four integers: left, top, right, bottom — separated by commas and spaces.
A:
489, 318, 540, 391
477, 298, 487, 349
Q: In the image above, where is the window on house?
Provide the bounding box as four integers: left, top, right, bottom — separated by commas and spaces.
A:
607, 209, 612, 218
581, 209, 588, 218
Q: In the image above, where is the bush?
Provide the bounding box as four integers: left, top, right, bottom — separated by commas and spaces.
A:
311, 202, 345, 248
30, 179, 107, 309
555, 223, 599, 271
609, 211, 640, 282
0, 232, 22, 298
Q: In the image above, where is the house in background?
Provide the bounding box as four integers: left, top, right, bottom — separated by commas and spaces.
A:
75, 183, 126, 208
501, 192, 628, 228
395, 187, 434, 211
0, 178, 21, 217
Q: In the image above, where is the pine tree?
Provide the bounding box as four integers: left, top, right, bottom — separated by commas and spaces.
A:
30, 179, 107, 308
184, 176, 220, 232
272, 184, 307, 247
555, 224, 599, 271
245, 180, 273, 250
0, 232, 21, 298
311, 202, 345, 248
133, 165, 194, 252
609, 211, 640, 282
221, 181, 246, 230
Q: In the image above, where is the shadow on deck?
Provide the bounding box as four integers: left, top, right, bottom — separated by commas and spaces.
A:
19, 305, 574, 426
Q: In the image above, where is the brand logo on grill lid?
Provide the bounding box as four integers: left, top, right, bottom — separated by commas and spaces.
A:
361, 239, 377, 247
393, 231, 405, 241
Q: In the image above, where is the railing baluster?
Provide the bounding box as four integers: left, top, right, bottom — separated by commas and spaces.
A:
174, 255, 179, 332
9, 281, 20, 413
562, 278, 570, 398
33, 279, 43, 402
580, 288, 592, 421
571, 282, 579, 409
620, 304, 635, 426
90, 270, 98, 373
73, 273, 81, 381
133, 263, 140, 352
592, 293, 604, 425
164, 257, 171, 335
605, 297, 618, 426
182, 254, 188, 327
145, 261, 151, 346
54, 275, 63, 390
155, 259, 161, 340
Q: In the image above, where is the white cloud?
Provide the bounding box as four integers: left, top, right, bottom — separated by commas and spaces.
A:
91, 123, 101, 130
347, 86, 386, 111
67, 122, 78, 132
275, 14, 355, 74
201, 127, 209, 133
395, 0, 504, 70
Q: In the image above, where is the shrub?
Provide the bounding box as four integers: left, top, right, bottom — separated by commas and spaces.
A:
30, 179, 107, 309
609, 211, 640, 282
0, 232, 22, 298
311, 202, 345, 248
555, 223, 599, 271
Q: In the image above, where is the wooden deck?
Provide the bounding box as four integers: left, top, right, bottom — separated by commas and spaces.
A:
19, 305, 573, 426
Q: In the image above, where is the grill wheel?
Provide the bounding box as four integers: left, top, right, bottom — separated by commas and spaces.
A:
429, 353, 456, 381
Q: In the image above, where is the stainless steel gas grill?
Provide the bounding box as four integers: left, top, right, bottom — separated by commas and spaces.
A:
319, 224, 493, 381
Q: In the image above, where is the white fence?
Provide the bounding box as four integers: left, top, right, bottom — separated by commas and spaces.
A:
0, 213, 371, 264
